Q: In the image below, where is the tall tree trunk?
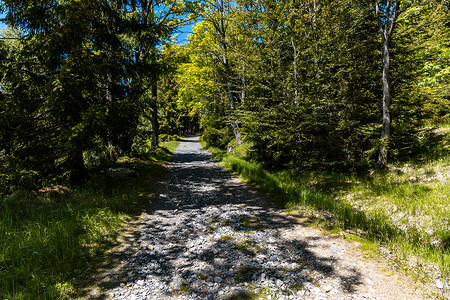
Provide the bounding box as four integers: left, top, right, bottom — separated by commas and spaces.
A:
149, 0, 159, 150
240, 65, 246, 104
150, 83, 159, 149
308, 0, 321, 100
106, 72, 116, 160
291, 37, 299, 105
223, 54, 243, 144
241, 75, 246, 104
376, 0, 400, 168
311, 0, 319, 79
378, 41, 391, 166
129, 0, 159, 150
207, 0, 243, 144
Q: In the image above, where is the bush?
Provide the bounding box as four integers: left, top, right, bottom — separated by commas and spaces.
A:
202, 125, 233, 149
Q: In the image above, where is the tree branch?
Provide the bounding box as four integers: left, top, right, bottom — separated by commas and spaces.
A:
388, 1, 400, 38
375, 1, 385, 43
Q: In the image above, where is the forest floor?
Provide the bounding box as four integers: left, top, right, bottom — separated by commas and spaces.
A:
86, 136, 438, 299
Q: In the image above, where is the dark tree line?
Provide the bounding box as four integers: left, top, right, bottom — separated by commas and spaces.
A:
0, 0, 198, 192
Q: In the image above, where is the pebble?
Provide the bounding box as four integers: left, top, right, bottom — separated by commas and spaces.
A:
436, 278, 448, 289
104, 137, 401, 300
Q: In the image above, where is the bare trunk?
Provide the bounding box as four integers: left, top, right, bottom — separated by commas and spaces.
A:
240, 65, 246, 104
376, 1, 400, 168
312, 1, 319, 79
150, 83, 159, 150
140, 0, 158, 150
106, 72, 116, 160
207, 2, 243, 144
241, 76, 246, 104
378, 42, 391, 167
308, 0, 321, 101
291, 37, 299, 105
223, 55, 242, 144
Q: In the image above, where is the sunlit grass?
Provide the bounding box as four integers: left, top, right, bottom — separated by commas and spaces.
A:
344, 158, 450, 245
203, 136, 450, 285
151, 140, 181, 161
0, 190, 127, 299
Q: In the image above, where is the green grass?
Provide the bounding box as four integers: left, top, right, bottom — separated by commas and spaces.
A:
233, 241, 257, 257
226, 290, 260, 300
0, 190, 127, 299
241, 216, 264, 231
150, 140, 181, 162
202, 134, 450, 285
234, 266, 260, 283
0, 141, 179, 299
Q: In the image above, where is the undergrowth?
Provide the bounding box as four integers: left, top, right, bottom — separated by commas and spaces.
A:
201, 130, 450, 288
0, 140, 179, 299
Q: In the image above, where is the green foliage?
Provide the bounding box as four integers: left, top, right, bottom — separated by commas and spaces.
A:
202, 119, 233, 149
0, 1, 134, 184
0, 140, 177, 299
0, 0, 447, 183
0, 189, 128, 299
0, 1, 199, 190
158, 44, 199, 137
234, 0, 383, 170
399, 1, 450, 124
177, 0, 448, 171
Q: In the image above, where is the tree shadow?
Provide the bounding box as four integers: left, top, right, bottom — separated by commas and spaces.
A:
86, 138, 368, 299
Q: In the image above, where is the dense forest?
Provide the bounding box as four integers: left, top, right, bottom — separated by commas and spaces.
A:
0, 1, 449, 298
0, 0, 449, 192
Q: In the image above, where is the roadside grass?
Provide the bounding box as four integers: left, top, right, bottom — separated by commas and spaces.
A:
0, 141, 179, 299
201, 130, 450, 287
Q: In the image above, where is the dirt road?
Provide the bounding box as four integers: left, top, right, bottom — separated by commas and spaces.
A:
95, 136, 431, 299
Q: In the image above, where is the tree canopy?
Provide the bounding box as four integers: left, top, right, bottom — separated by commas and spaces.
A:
0, 0, 449, 192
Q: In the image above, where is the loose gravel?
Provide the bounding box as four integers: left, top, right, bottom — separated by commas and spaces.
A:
99, 136, 431, 299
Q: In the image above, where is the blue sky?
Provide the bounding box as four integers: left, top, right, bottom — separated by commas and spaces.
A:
0, 11, 194, 43
0, 12, 5, 31
175, 22, 197, 44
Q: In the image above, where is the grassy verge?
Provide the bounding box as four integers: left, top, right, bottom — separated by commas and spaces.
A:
201, 134, 450, 288
0, 141, 179, 299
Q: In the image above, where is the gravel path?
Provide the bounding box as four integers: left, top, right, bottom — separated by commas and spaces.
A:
101, 136, 430, 299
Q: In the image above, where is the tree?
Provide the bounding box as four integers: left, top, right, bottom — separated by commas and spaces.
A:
120, 0, 198, 150
0, 1, 139, 183
375, 0, 402, 167
0, 0, 198, 188
177, 21, 233, 148
199, 0, 243, 144
402, 0, 450, 124
232, 0, 383, 170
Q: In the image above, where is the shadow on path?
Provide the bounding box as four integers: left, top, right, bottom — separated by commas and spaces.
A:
92, 136, 366, 299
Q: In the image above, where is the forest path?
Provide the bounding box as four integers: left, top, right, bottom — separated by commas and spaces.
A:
96, 136, 430, 299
